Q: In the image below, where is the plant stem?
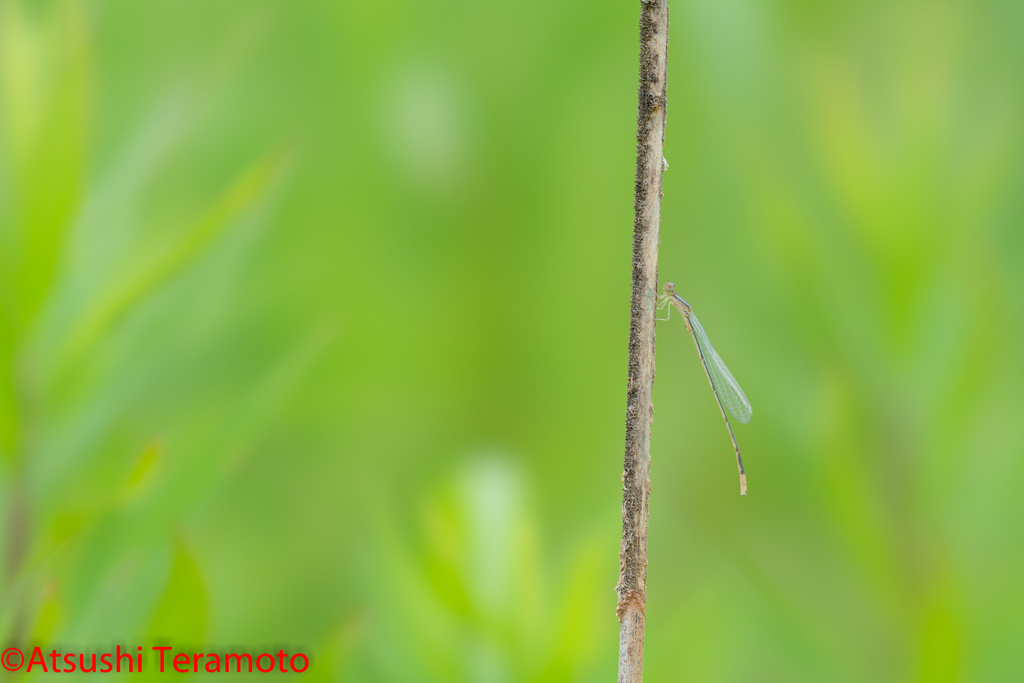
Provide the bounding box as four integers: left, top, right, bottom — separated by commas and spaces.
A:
616, 1, 668, 681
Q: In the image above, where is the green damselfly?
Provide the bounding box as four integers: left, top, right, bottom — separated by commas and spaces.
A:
658, 282, 752, 495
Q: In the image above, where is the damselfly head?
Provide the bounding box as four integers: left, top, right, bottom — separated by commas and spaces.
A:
662, 282, 692, 312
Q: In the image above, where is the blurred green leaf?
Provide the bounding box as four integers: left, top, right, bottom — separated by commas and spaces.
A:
135, 537, 206, 682
0, 0, 90, 336
0, 0, 91, 460
58, 149, 288, 365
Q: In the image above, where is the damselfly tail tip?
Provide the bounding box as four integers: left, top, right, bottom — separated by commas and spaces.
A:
739, 473, 747, 496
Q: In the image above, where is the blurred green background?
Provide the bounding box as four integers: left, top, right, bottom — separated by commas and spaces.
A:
1, 0, 1023, 680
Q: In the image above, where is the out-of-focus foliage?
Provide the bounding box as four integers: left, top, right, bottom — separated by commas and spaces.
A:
0, 0, 1022, 680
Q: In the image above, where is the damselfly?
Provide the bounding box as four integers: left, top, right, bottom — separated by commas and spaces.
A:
658, 282, 752, 495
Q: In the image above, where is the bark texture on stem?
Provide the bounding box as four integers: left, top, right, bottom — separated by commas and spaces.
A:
616, 1, 668, 682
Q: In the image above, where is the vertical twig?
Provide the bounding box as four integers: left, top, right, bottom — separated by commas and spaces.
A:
616, 1, 668, 682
